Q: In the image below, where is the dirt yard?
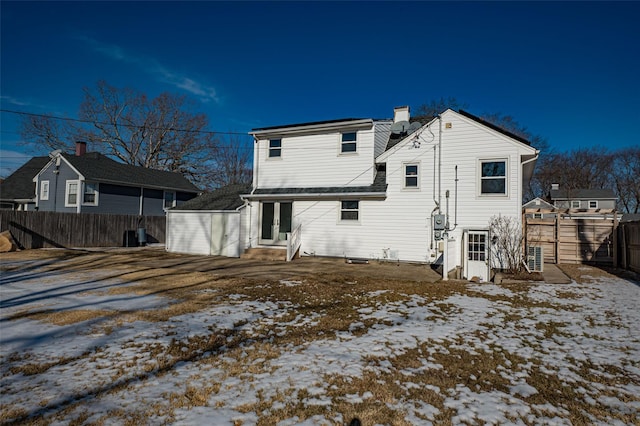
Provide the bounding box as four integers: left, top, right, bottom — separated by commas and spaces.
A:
1, 248, 638, 425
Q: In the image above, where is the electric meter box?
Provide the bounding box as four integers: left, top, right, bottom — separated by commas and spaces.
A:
434, 214, 446, 230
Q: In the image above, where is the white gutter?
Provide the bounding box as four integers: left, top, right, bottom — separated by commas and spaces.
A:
250, 119, 373, 138
242, 192, 387, 200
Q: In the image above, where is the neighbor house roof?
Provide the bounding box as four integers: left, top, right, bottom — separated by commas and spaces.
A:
247, 170, 387, 198
172, 184, 251, 210
550, 189, 616, 200
523, 197, 555, 210
0, 156, 50, 201
61, 152, 200, 193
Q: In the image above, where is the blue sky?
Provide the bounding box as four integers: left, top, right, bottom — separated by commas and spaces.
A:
1, 1, 639, 177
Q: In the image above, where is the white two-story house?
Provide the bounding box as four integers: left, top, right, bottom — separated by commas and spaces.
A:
240, 107, 539, 281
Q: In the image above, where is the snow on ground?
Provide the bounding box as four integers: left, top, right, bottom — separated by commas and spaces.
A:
1, 257, 639, 425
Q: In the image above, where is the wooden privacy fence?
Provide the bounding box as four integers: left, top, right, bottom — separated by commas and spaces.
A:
524, 211, 617, 265
0, 210, 166, 249
617, 221, 640, 273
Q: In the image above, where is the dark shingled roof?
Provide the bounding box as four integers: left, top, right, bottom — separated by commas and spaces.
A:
458, 110, 532, 146
252, 118, 367, 132
252, 170, 387, 196
550, 189, 617, 200
63, 152, 200, 193
173, 184, 251, 210
0, 156, 50, 201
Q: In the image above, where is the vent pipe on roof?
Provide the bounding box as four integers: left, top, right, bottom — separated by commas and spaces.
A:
393, 106, 410, 123
75, 141, 87, 157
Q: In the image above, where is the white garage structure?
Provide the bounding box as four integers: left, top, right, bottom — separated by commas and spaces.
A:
166, 184, 250, 257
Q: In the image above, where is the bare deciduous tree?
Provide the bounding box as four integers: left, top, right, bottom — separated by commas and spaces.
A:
19, 80, 251, 190
612, 147, 640, 213
489, 215, 524, 274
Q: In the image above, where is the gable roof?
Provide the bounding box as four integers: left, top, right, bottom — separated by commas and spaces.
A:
60, 152, 200, 193
458, 110, 532, 146
523, 197, 555, 210
172, 184, 250, 210
550, 189, 616, 200
0, 156, 50, 201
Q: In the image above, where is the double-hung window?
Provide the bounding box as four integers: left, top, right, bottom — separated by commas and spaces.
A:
269, 139, 281, 158
65, 181, 79, 207
83, 182, 98, 205
480, 160, 507, 195
588, 200, 598, 209
40, 180, 50, 200
340, 200, 359, 221
164, 191, 176, 209
571, 200, 581, 209
404, 163, 419, 188
341, 132, 357, 153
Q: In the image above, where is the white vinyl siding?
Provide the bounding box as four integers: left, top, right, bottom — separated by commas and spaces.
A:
65, 181, 79, 207
40, 180, 50, 200
255, 125, 376, 188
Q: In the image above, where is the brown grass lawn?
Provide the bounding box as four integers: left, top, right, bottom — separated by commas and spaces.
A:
1, 249, 638, 425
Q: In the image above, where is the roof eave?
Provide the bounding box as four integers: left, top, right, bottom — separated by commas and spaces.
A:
250, 119, 374, 138
242, 191, 387, 200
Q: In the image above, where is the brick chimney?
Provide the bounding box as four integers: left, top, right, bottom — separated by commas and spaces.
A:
393, 106, 410, 123
75, 141, 87, 156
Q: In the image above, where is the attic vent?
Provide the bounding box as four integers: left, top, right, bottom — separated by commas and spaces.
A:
527, 246, 544, 272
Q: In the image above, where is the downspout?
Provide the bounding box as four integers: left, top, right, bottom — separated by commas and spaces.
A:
438, 114, 442, 212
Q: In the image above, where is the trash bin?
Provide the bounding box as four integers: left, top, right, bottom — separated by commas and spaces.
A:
123, 230, 137, 247
137, 228, 147, 246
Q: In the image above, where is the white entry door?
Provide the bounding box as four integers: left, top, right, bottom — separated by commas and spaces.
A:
465, 230, 489, 282
259, 201, 292, 245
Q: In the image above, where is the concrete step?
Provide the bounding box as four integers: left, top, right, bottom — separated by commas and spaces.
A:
241, 247, 287, 261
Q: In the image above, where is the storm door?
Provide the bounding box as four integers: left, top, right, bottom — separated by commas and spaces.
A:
260, 201, 292, 245
464, 230, 490, 282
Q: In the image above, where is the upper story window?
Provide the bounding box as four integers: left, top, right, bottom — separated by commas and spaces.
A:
589, 200, 598, 209
341, 132, 357, 153
404, 163, 419, 188
340, 200, 359, 221
83, 182, 98, 205
164, 191, 176, 209
571, 200, 581, 209
269, 139, 282, 158
480, 160, 507, 195
40, 180, 50, 201
65, 181, 79, 207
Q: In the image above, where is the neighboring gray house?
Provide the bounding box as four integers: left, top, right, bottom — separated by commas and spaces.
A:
550, 187, 617, 210
0, 157, 50, 210
32, 143, 200, 216
523, 197, 556, 219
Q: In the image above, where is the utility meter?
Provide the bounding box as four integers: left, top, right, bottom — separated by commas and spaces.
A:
434, 214, 446, 230
434, 230, 443, 241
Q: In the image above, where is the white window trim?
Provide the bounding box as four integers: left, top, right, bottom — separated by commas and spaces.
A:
588, 200, 598, 209
571, 200, 581, 209
164, 191, 177, 210
65, 180, 79, 207
339, 200, 360, 223
403, 162, 420, 190
82, 182, 99, 206
40, 180, 50, 201
339, 131, 358, 155
478, 158, 508, 197
268, 139, 282, 159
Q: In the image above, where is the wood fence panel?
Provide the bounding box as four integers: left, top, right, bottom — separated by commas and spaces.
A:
525, 213, 615, 265
618, 221, 640, 273
0, 211, 166, 249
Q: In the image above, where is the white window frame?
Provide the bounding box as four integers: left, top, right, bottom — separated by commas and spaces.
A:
588, 200, 598, 209
82, 182, 99, 206
478, 158, 508, 196
403, 162, 420, 189
65, 180, 79, 207
40, 180, 50, 201
340, 132, 357, 154
268, 139, 282, 158
571, 200, 581, 209
164, 191, 176, 210
339, 200, 359, 222
533, 213, 543, 219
